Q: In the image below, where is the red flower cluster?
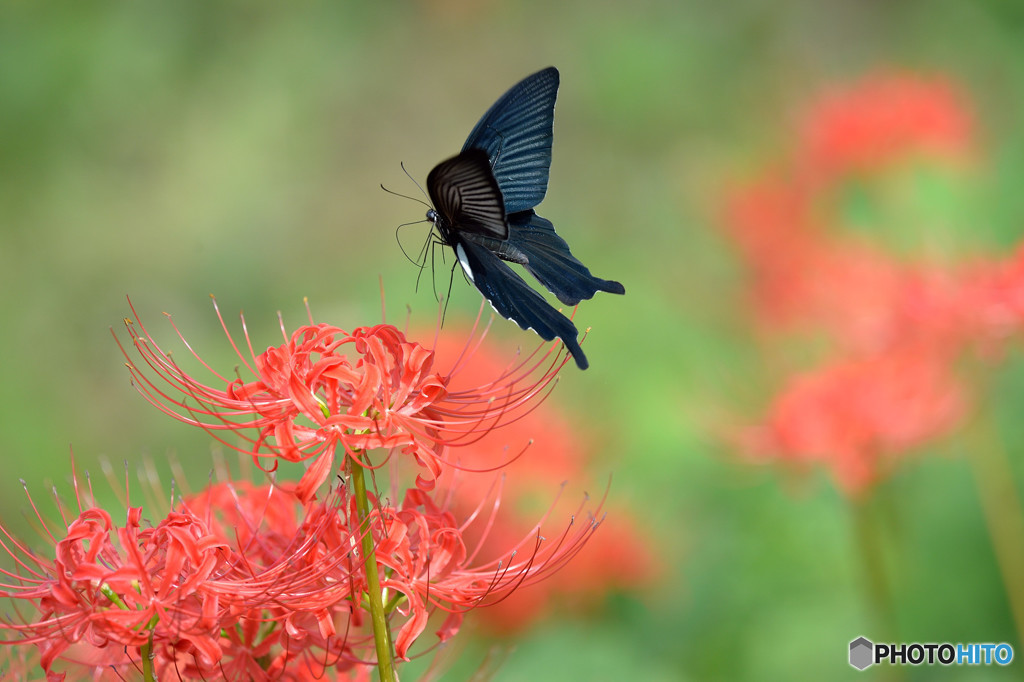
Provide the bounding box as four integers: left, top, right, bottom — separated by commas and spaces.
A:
0, 300, 602, 679
0, 472, 596, 680
796, 73, 973, 183
118, 299, 562, 502
745, 347, 965, 493
724, 72, 1024, 495
724, 73, 975, 341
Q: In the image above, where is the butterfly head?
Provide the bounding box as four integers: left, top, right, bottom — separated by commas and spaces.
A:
426, 206, 451, 240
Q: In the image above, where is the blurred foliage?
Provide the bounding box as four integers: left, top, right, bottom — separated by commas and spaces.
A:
2, 1, 1024, 679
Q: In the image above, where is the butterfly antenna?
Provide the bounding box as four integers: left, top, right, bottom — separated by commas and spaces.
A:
380, 182, 430, 208
382, 164, 441, 269
399, 161, 433, 205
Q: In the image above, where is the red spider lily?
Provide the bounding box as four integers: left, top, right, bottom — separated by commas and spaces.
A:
451, 506, 656, 635
956, 244, 1024, 353
0, 455, 604, 678
723, 175, 976, 350
423, 330, 660, 633
744, 345, 966, 496
724, 72, 977, 338
720, 72, 997, 496
0, 469, 372, 680
369, 485, 604, 658
724, 179, 892, 339
2, 297, 606, 678
864, 243, 1024, 359
796, 72, 974, 182
114, 298, 565, 502
732, 241, 1024, 496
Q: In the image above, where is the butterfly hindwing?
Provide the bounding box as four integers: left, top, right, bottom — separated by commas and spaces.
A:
455, 236, 588, 369
426, 149, 508, 239
507, 211, 627, 306
461, 67, 559, 214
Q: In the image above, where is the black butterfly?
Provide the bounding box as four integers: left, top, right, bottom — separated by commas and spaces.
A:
424, 66, 624, 370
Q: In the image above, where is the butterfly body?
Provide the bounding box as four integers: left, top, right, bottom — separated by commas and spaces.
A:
424, 67, 624, 369
456, 231, 526, 267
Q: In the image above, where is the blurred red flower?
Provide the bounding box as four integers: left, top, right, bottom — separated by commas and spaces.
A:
725, 72, 976, 337
719, 71, 1024, 495
427, 330, 660, 634
723, 177, 920, 344
746, 345, 966, 496
796, 72, 974, 182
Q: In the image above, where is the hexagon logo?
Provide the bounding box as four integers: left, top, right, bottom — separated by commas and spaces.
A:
849, 636, 874, 670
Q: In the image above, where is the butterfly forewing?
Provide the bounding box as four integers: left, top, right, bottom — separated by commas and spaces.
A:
426, 149, 508, 239
461, 67, 559, 214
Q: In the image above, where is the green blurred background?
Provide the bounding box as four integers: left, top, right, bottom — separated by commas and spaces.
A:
3, 1, 1024, 679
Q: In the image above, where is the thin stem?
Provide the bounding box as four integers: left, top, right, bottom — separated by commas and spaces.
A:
141, 631, 155, 682
966, 416, 1024, 647
851, 497, 897, 642
851, 497, 906, 682
350, 453, 397, 682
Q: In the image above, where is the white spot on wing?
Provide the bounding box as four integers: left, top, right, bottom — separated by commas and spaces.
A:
456, 242, 547, 341
455, 243, 475, 284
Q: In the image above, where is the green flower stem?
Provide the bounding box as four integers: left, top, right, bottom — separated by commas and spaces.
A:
963, 368, 1024, 648
141, 632, 155, 682
851, 497, 898, 643
967, 416, 1024, 648
99, 582, 158, 681
350, 454, 397, 682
